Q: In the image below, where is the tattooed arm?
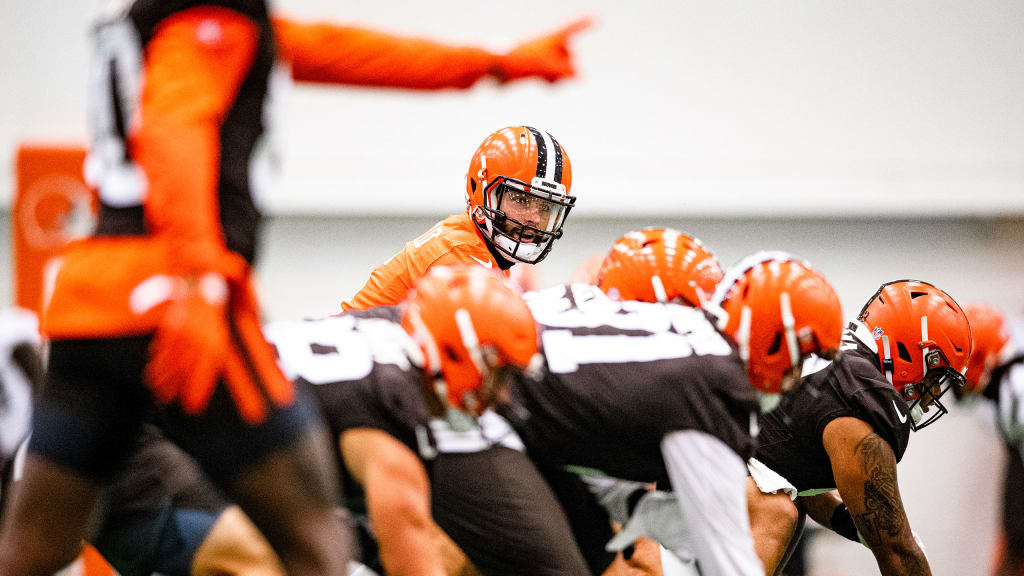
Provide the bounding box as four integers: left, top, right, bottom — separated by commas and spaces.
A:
822, 417, 930, 576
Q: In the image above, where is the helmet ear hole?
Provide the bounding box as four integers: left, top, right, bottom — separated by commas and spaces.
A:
896, 342, 913, 363
444, 345, 460, 362
470, 178, 477, 193
766, 332, 783, 356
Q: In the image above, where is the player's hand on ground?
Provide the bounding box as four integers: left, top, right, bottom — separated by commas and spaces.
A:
579, 473, 650, 525
606, 490, 693, 563
495, 16, 593, 83
147, 273, 230, 414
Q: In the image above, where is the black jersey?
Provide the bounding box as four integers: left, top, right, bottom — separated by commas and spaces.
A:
502, 284, 759, 484
267, 314, 593, 575
755, 322, 912, 493
265, 315, 430, 459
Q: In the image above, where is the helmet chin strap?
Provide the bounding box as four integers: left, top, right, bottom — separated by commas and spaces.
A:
881, 335, 894, 385
780, 292, 800, 371
455, 308, 489, 415
454, 308, 487, 378
651, 275, 668, 304
408, 306, 449, 409
737, 305, 752, 365
920, 315, 929, 379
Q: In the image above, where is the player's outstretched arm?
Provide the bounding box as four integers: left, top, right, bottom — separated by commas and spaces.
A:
341, 428, 446, 576
273, 16, 590, 89
823, 417, 930, 576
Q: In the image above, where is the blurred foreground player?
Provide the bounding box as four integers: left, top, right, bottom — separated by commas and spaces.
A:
960, 303, 1023, 576
493, 252, 842, 576
0, 2, 346, 574
269, 267, 590, 575
0, 310, 41, 515
747, 280, 971, 576
341, 125, 577, 310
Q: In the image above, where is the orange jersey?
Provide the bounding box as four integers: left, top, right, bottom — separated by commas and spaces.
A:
44, 6, 510, 340
341, 212, 510, 311
46, 4, 266, 339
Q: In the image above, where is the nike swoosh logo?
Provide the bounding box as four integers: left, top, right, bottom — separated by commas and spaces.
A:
468, 255, 493, 269
892, 400, 908, 424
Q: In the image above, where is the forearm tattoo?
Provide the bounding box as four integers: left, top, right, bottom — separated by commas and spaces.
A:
850, 433, 930, 576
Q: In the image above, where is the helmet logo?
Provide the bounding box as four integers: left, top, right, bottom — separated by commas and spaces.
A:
872, 327, 884, 341
472, 206, 487, 225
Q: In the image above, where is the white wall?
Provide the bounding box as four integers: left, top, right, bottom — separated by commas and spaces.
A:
4, 0, 1024, 215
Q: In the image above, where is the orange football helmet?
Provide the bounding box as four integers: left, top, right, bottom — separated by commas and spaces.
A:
962, 302, 1012, 394
401, 266, 538, 415
596, 228, 722, 307
465, 126, 575, 264
711, 252, 843, 400
857, 280, 971, 429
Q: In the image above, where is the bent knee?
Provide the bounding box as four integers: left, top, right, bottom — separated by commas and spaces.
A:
746, 479, 799, 536
192, 506, 285, 576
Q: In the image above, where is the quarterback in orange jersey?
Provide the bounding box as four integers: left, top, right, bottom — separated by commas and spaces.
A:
342, 125, 576, 310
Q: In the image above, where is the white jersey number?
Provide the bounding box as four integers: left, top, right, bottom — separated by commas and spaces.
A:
265, 317, 417, 386
527, 286, 733, 374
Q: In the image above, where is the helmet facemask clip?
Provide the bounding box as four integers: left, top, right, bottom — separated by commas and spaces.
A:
903, 316, 967, 430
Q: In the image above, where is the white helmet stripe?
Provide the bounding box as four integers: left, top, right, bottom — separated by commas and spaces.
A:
525, 126, 558, 182
710, 250, 808, 308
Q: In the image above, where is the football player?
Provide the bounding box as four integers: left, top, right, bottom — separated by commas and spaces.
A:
747, 280, 971, 576
590, 227, 723, 576
0, 2, 347, 573
959, 303, 1022, 576
492, 251, 843, 576
268, 266, 591, 575
0, 309, 41, 516
340, 125, 576, 310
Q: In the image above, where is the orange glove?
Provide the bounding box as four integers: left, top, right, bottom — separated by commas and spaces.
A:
494, 17, 593, 83
146, 272, 231, 415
